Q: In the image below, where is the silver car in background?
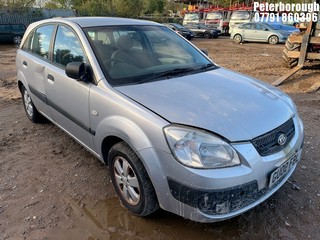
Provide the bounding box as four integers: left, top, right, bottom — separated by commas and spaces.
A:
231, 22, 293, 44
16, 17, 304, 223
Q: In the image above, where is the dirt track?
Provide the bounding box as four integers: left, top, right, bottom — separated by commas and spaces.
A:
0, 38, 320, 240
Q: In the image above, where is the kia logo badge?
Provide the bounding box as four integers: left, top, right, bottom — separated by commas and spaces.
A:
277, 134, 287, 146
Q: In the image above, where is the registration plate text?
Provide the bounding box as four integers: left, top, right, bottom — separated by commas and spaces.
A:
269, 153, 299, 188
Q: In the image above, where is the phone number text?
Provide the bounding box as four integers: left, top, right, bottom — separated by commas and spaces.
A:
255, 12, 318, 23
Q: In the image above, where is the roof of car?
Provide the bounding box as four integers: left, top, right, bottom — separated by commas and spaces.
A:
36, 17, 162, 28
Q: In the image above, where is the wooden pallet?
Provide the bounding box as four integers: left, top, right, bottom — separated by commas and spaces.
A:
273, 19, 320, 92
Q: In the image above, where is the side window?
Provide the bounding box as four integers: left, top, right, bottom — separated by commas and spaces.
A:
22, 30, 35, 52
0, 24, 10, 32
12, 24, 25, 31
31, 25, 55, 59
243, 24, 252, 30
255, 24, 263, 30
53, 25, 86, 67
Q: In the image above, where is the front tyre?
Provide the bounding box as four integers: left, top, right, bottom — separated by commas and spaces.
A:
108, 141, 159, 216
21, 85, 44, 123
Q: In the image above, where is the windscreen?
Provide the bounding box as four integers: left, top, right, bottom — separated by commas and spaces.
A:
84, 25, 216, 86
206, 12, 222, 20
231, 11, 250, 20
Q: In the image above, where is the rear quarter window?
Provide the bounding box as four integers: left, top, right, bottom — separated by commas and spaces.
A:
0, 25, 10, 32
22, 25, 55, 60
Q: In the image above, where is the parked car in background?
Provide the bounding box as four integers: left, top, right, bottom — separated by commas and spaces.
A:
229, 10, 253, 34
253, 17, 299, 35
254, 15, 298, 28
16, 17, 304, 223
0, 23, 26, 44
185, 23, 221, 38
231, 22, 292, 44
164, 23, 194, 40
268, 23, 299, 35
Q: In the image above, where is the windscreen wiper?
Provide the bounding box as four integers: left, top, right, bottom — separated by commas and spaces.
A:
193, 63, 218, 72
137, 67, 196, 84
137, 64, 218, 84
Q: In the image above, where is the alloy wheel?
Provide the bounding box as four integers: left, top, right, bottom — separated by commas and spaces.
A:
113, 156, 141, 205
23, 90, 34, 117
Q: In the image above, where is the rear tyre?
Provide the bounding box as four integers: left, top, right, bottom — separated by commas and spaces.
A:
21, 85, 44, 123
108, 141, 159, 216
13, 35, 22, 44
233, 34, 242, 44
268, 35, 279, 45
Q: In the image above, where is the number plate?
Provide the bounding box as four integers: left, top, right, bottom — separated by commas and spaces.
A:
269, 153, 299, 188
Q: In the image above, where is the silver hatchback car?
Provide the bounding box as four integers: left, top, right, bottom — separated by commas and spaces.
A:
16, 17, 304, 223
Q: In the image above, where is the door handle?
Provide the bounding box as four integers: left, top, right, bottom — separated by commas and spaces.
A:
47, 74, 54, 81
23, 61, 27, 66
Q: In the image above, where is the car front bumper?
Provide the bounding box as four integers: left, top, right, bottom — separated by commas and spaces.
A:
138, 115, 304, 222
279, 36, 289, 43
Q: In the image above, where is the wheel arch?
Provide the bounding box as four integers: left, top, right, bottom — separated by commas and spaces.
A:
101, 135, 123, 165
96, 115, 163, 165
16, 65, 29, 93
18, 80, 23, 92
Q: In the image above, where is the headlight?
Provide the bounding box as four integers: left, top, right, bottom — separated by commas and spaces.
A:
164, 126, 241, 169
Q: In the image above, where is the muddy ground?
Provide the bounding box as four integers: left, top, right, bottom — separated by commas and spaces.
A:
0, 38, 319, 240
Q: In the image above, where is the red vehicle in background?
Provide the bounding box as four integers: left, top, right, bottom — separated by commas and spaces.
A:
204, 8, 231, 35
182, 4, 254, 35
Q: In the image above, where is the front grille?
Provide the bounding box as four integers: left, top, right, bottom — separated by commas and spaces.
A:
252, 118, 295, 156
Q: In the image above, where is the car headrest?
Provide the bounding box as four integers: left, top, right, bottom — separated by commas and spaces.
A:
116, 35, 133, 51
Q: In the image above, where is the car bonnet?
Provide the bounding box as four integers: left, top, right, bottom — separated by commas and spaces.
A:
115, 68, 294, 142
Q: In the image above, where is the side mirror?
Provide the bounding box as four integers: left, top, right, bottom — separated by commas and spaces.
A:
65, 62, 92, 82
264, 28, 269, 31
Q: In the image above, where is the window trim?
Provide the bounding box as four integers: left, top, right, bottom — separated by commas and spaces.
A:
21, 23, 57, 64
20, 22, 97, 84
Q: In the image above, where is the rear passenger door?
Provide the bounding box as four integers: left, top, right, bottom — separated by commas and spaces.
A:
242, 23, 255, 41
18, 24, 55, 119
253, 23, 270, 41
45, 24, 95, 150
